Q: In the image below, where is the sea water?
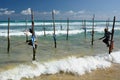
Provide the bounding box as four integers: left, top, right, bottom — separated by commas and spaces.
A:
0, 20, 120, 80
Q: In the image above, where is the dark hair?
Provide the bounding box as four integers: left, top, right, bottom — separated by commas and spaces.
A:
29, 28, 33, 33
104, 28, 108, 32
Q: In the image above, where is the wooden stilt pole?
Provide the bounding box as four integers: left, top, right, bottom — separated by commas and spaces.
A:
91, 14, 95, 45
83, 20, 86, 38
31, 10, 36, 60
109, 16, 115, 54
7, 17, 10, 53
60, 19, 62, 30
25, 18, 28, 42
52, 10, 57, 48
66, 18, 69, 40
43, 20, 46, 36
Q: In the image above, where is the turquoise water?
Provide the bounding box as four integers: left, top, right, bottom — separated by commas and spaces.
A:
0, 20, 120, 63
0, 20, 120, 80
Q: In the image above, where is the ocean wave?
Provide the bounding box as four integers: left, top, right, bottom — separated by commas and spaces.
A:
0, 21, 120, 26
0, 27, 120, 37
0, 51, 120, 80
0, 30, 84, 37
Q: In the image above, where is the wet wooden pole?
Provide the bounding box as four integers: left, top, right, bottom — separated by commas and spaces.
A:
91, 14, 95, 45
52, 10, 57, 48
83, 20, 86, 38
31, 10, 36, 60
109, 16, 115, 54
43, 20, 46, 36
25, 18, 28, 42
7, 17, 10, 53
60, 19, 62, 30
66, 18, 69, 40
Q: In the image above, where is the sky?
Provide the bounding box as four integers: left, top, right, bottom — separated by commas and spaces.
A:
0, 0, 120, 20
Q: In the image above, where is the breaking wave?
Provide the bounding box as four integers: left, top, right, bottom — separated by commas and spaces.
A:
0, 51, 120, 80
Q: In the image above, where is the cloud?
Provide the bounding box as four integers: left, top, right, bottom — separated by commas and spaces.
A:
0, 8, 112, 20
66, 10, 75, 15
21, 8, 31, 15
0, 8, 15, 15
4, 10, 15, 15
43, 12, 49, 15
39, 10, 60, 15
52, 10, 60, 15
78, 10, 85, 14
41, 11, 51, 15
0, 8, 8, 11
65, 10, 86, 15
58, 10, 94, 20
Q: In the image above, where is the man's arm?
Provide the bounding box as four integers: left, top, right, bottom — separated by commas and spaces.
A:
99, 36, 105, 40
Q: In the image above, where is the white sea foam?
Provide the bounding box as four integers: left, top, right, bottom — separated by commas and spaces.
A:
0, 51, 120, 80
0, 30, 84, 37
1, 26, 120, 37
0, 21, 120, 27
1, 20, 120, 37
